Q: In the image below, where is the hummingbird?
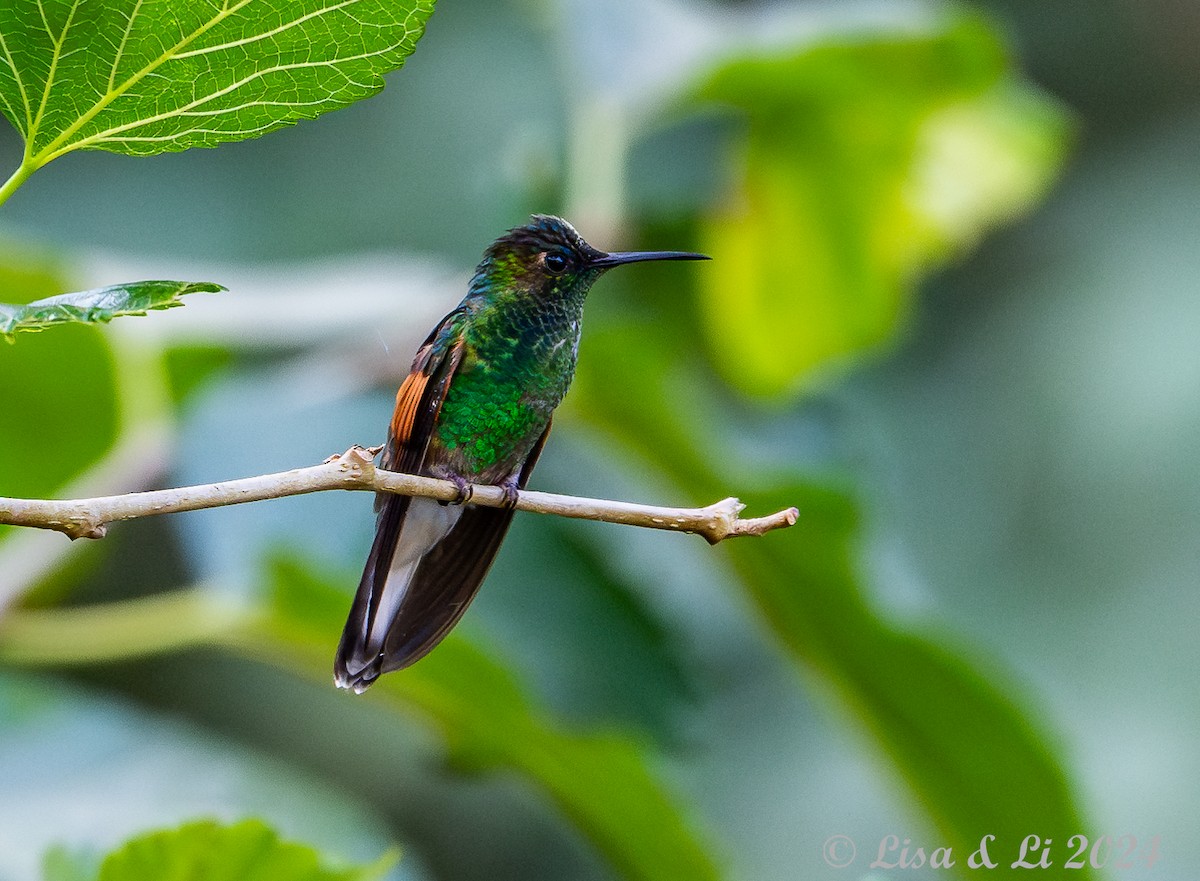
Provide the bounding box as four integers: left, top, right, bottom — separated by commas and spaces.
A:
334, 215, 708, 692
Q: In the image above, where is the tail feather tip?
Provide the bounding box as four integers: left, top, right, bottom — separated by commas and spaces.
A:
334, 656, 379, 694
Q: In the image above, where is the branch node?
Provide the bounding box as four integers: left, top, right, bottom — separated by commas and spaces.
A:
331, 445, 377, 486
66, 520, 107, 540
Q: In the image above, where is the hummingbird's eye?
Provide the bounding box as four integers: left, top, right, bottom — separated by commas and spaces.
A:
543, 251, 569, 275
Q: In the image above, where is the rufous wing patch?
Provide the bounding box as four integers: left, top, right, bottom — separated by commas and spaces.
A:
390, 370, 429, 447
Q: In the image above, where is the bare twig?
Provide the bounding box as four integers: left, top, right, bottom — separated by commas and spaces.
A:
0, 445, 798, 544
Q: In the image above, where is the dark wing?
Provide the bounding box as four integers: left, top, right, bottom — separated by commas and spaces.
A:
376, 418, 552, 676
380, 309, 469, 479
334, 309, 466, 690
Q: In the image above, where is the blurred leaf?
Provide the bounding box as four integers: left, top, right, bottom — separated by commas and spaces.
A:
725, 483, 1091, 876
163, 344, 234, 406
0, 242, 69, 301
0, 254, 120, 534
0, 280, 224, 341
93, 818, 391, 881
904, 81, 1069, 258
41, 846, 96, 881
480, 518, 698, 739
0, 587, 243, 665
0, 0, 435, 170
0, 259, 131, 609
252, 554, 722, 881
690, 15, 1068, 396
0, 255, 191, 612
0, 327, 118, 502
569, 314, 1092, 879
0, 673, 403, 881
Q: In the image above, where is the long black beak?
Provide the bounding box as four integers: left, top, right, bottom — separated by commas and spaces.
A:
589, 250, 710, 268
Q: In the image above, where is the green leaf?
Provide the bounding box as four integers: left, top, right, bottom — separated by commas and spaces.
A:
93, 818, 391, 881
0, 280, 224, 341
690, 15, 1069, 397
0, 0, 435, 168
568, 314, 1093, 880
253, 554, 722, 881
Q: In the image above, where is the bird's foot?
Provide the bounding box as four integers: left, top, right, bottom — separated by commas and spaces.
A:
499, 476, 521, 510
439, 473, 474, 506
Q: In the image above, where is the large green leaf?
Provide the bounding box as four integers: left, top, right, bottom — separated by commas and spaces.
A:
690, 15, 1068, 397
252, 555, 722, 881
567, 311, 1092, 878
1, 280, 224, 341
0, 0, 434, 169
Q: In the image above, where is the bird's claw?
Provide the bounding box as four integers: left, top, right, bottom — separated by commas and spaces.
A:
439, 473, 474, 506
499, 479, 520, 510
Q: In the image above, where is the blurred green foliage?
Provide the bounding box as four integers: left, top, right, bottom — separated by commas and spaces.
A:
0, 327, 118, 499
0, 254, 119, 512
255, 554, 720, 881
0, 673, 400, 881
692, 16, 1067, 396
570, 293, 1089, 874
47, 819, 392, 881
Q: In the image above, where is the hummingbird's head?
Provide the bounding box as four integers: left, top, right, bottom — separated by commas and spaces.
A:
470, 215, 708, 305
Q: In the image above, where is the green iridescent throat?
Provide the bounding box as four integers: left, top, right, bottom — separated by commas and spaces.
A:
432, 256, 598, 477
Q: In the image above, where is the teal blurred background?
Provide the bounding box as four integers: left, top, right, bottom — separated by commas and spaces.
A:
1, 0, 1197, 879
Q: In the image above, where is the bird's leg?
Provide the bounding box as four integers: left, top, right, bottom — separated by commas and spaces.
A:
498, 474, 521, 510
439, 472, 474, 506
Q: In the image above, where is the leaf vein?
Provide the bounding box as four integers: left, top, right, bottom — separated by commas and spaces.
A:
34, 0, 255, 161
29, 0, 83, 145
107, 0, 146, 93
171, 0, 361, 60
0, 27, 30, 133
61, 44, 408, 151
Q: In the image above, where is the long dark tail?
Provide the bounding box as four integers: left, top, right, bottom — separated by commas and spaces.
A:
334, 496, 517, 692
335, 424, 551, 692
